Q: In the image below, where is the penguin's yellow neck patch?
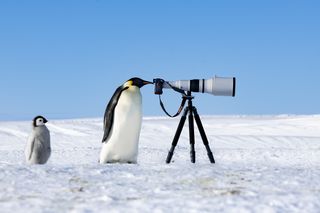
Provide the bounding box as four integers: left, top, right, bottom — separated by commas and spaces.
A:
123, 80, 133, 88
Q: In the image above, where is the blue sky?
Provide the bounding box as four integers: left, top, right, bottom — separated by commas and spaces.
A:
0, 0, 319, 120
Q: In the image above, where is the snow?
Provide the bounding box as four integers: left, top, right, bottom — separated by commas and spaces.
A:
1, 115, 320, 212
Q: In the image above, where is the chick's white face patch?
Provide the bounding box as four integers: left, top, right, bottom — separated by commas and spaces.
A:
36, 118, 45, 126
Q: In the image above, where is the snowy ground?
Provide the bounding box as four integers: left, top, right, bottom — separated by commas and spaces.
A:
1, 115, 320, 212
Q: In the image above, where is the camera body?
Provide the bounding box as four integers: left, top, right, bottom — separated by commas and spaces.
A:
153, 78, 165, 95
153, 76, 236, 96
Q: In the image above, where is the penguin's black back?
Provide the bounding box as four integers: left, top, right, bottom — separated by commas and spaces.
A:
102, 85, 128, 142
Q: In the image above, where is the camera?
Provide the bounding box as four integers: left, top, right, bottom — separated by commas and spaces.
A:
153, 76, 236, 96
153, 78, 165, 95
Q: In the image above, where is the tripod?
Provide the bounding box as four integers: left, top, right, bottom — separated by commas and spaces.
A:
166, 91, 215, 164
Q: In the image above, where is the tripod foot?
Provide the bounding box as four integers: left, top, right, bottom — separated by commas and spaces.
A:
207, 151, 215, 163
166, 146, 175, 163
190, 150, 195, 163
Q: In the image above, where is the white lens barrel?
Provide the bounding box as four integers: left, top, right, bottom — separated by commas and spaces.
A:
205, 76, 235, 96
165, 76, 236, 96
166, 80, 190, 91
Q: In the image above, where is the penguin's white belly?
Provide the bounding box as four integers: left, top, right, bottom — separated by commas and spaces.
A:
100, 87, 142, 163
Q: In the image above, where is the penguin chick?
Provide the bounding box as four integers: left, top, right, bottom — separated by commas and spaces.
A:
25, 116, 51, 165
99, 77, 152, 164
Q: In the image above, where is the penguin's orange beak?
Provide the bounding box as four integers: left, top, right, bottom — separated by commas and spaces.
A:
142, 80, 153, 86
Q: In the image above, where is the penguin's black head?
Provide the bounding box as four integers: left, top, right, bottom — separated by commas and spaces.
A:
125, 77, 153, 88
33, 115, 48, 127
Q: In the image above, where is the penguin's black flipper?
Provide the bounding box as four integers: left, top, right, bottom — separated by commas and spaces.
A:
102, 85, 128, 142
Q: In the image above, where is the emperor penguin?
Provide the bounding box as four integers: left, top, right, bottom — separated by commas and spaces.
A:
99, 77, 152, 164
25, 116, 51, 165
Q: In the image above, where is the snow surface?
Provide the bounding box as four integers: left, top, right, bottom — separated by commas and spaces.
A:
1, 115, 320, 212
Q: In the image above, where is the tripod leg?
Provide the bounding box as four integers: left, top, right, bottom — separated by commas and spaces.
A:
188, 108, 196, 163
166, 107, 188, 163
193, 107, 215, 163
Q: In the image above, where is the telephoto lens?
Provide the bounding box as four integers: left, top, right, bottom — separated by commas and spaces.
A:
165, 76, 236, 96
